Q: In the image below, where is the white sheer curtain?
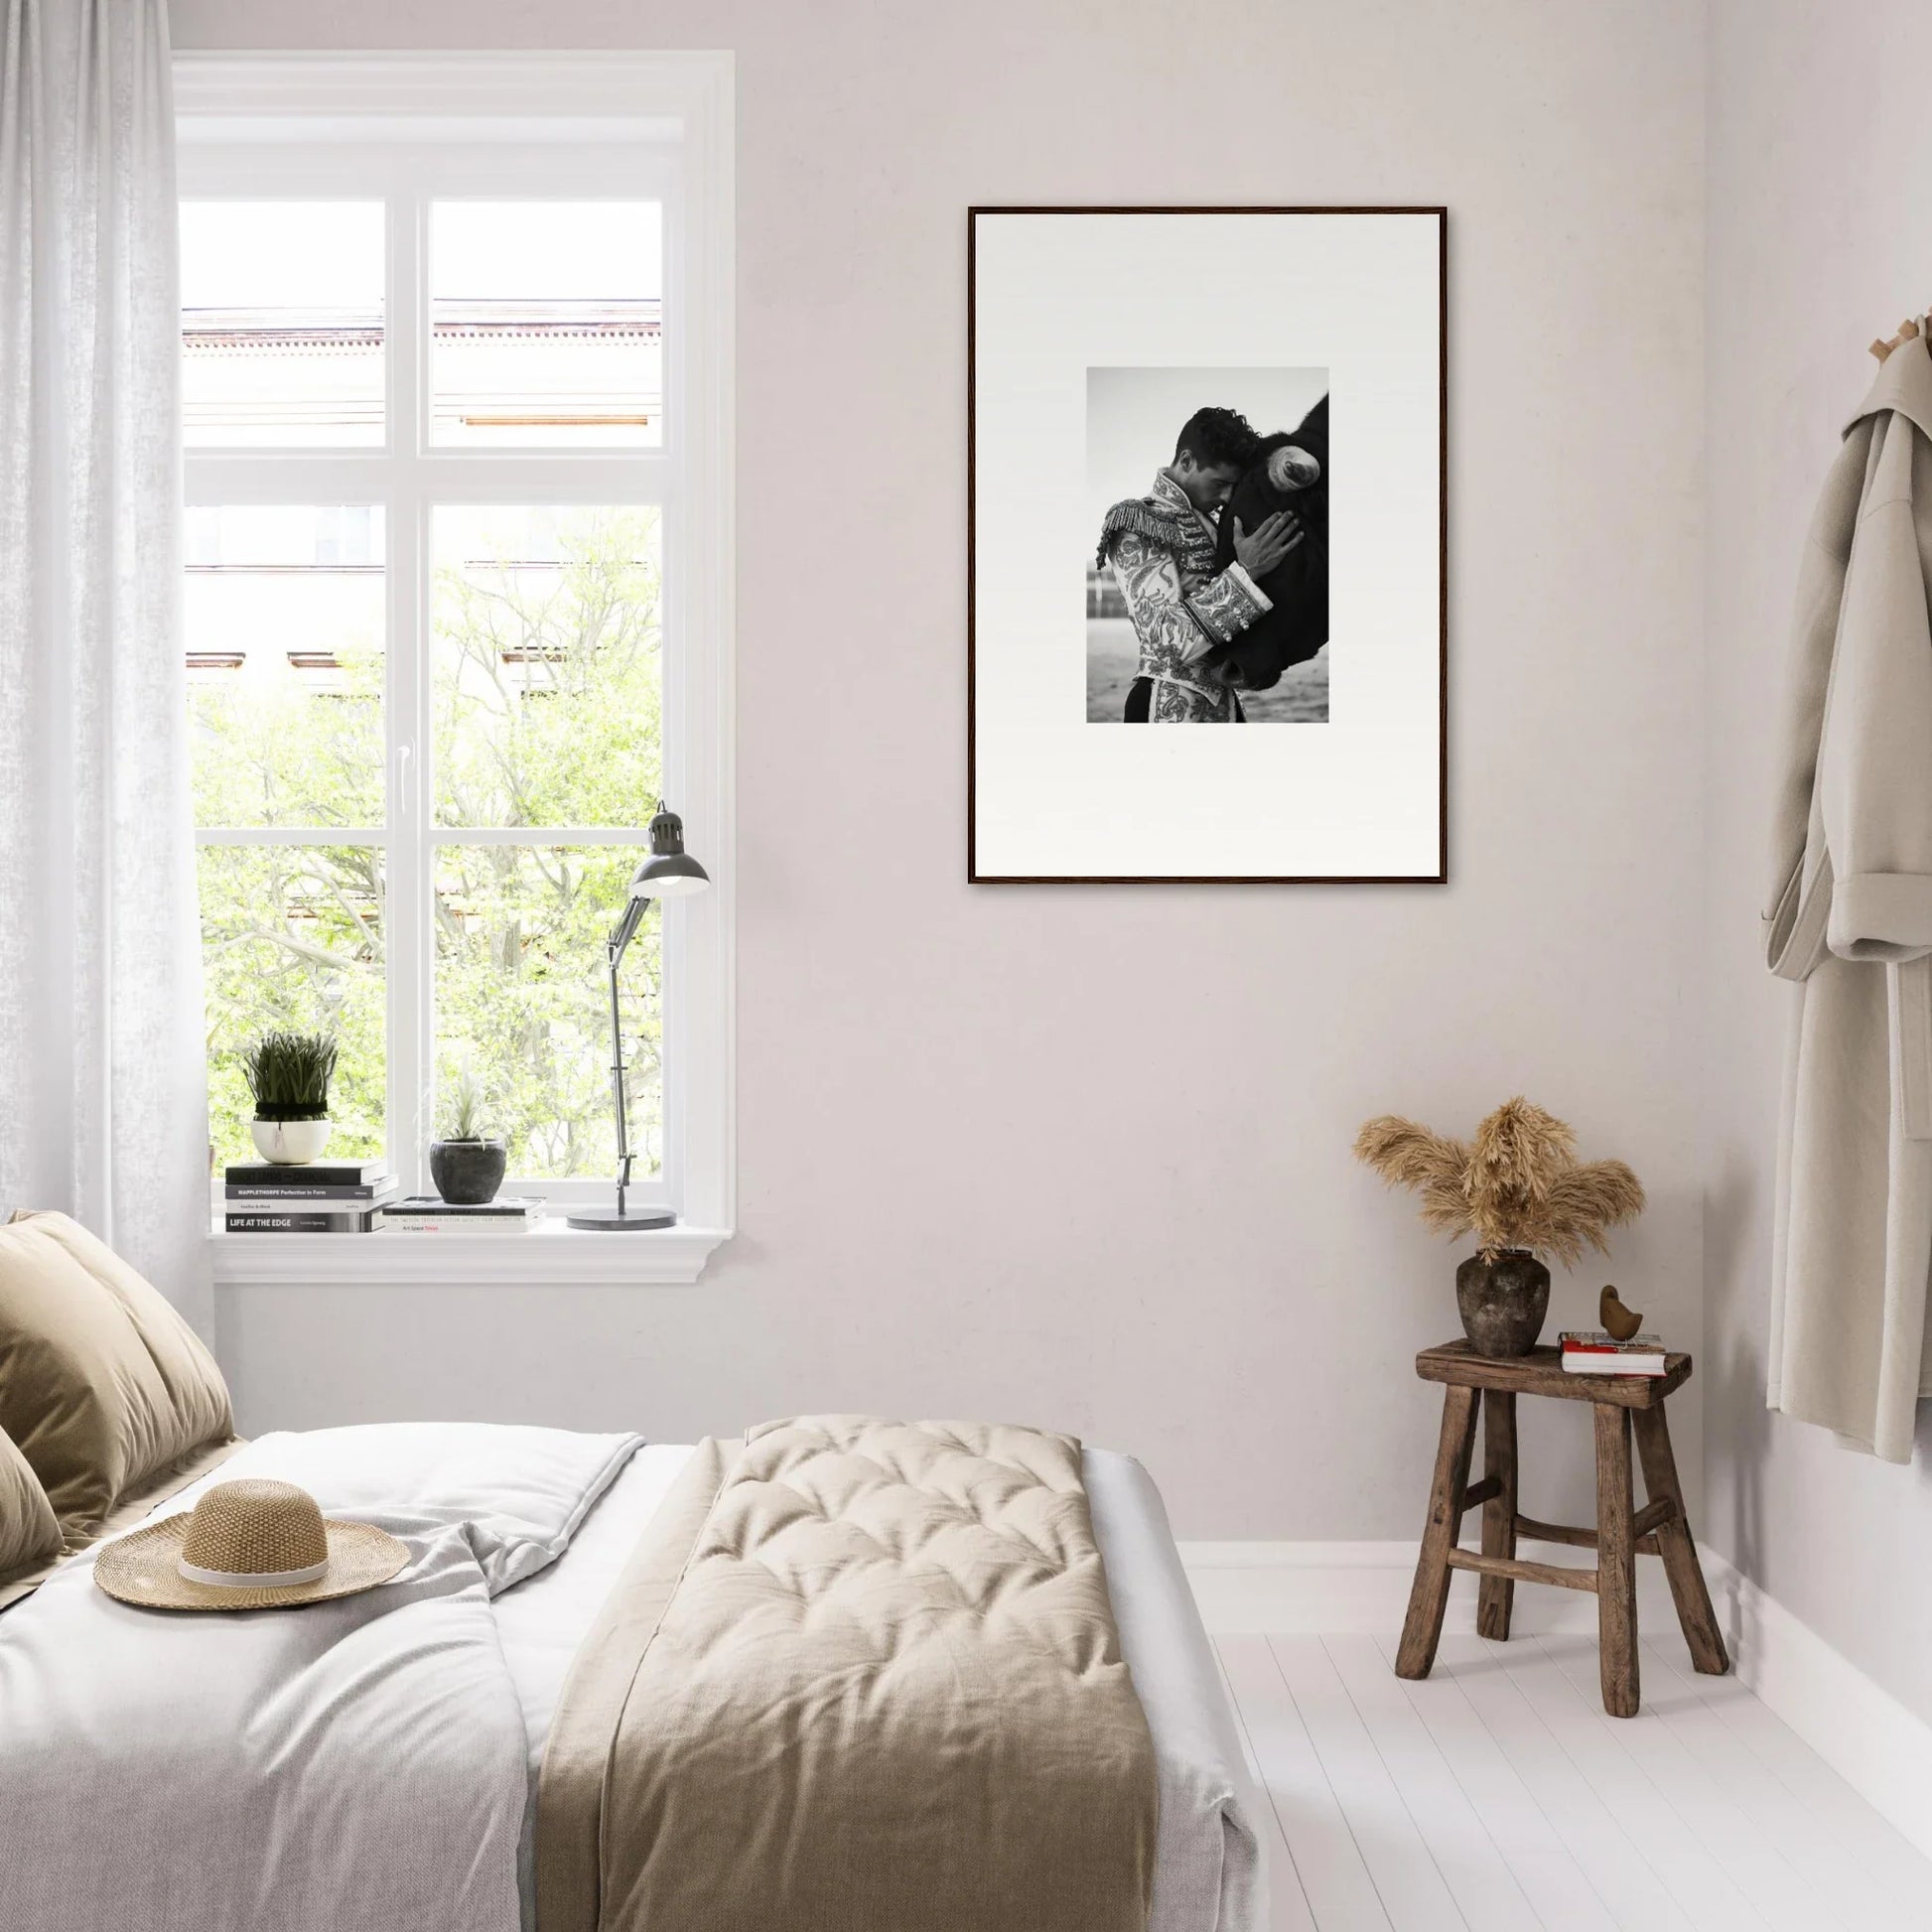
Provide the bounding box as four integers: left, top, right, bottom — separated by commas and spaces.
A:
0, 0, 211, 1330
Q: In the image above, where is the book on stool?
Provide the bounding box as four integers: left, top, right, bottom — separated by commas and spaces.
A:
1560, 1329, 1667, 1376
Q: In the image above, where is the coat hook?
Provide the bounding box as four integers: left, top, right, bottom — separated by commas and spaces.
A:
1871, 314, 1928, 362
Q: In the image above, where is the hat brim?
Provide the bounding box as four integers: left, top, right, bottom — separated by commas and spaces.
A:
93, 1514, 410, 1611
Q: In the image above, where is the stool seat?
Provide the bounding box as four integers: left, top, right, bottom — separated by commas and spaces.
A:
1395, 1337, 1727, 1718
1417, 1338, 1690, 1406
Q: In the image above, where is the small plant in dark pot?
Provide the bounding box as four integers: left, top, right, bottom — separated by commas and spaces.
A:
429, 1072, 507, 1206
1353, 1097, 1646, 1357
243, 1031, 339, 1165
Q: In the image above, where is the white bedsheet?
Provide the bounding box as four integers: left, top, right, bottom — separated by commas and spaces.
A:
0, 1423, 640, 1932
492, 1445, 1265, 1932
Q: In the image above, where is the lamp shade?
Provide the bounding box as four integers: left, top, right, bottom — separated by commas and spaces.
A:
629, 802, 710, 899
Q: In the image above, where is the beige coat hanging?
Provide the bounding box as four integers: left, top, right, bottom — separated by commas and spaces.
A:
1765, 332, 1932, 1461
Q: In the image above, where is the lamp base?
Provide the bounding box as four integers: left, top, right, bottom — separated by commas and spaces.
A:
565, 1206, 677, 1231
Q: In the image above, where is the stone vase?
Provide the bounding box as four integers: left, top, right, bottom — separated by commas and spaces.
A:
1454, 1249, 1551, 1357
428, 1138, 507, 1206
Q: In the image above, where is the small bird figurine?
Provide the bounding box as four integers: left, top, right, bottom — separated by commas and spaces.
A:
1599, 1285, 1643, 1341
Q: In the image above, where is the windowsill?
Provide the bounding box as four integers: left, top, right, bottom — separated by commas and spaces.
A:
208, 1218, 731, 1286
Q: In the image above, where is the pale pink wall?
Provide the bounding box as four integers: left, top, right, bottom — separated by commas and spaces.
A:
1704, 0, 1932, 1725
181, 0, 1707, 1539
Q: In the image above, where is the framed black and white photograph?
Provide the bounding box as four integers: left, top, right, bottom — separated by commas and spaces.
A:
969, 207, 1446, 883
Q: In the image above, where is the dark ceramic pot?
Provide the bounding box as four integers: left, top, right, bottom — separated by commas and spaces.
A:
428, 1138, 507, 1206
1454, 1249, 1551, 1357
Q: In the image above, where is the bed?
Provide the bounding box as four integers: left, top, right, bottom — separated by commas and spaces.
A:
0, 1216, 1263, 1929
0, 1421, 1265, 1932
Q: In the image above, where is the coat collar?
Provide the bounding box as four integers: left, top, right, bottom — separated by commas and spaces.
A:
1151, 468, 1217, 536
1150, 468, 1196, 517
1847, 331, 1932, 447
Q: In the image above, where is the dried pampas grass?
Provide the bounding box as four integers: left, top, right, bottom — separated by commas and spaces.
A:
1351, 1116, 1473, 1238
1353, 1096, 1644, 1266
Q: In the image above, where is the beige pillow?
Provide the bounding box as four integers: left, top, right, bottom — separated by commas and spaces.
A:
0, 1424, 62, 1584
0, 1211, 233, 1537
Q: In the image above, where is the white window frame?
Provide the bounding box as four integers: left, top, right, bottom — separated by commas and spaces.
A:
178, 55, 735, 1285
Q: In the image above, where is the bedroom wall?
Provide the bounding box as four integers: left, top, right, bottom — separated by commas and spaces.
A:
1703, 0, 1932, 1728
173, 0, 1707, 1541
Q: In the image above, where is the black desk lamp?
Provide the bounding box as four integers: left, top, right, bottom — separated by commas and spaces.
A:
567, 802, 708, 1230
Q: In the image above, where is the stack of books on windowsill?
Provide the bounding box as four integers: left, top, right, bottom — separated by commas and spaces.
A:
1559, 1330, 1669, 1377
222, 1159, 397, 1233
377, 1196, 547, 1235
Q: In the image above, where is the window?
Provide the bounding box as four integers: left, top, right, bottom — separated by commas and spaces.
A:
182, 202, 385, 445
176, 56, 734, 1276
429, 203, 662, 448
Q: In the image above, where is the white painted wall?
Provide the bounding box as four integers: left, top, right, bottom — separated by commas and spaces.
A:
173, 0, 1707, 1541
1703, 0, 1932, 1730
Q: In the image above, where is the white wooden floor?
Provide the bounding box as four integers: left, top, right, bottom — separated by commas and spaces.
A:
1215, 1630, 1932, 1931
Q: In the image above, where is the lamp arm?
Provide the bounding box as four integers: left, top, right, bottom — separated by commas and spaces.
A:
609, 893, 648, 961
605, 893, 652, 1218
606, 939, 630, 1215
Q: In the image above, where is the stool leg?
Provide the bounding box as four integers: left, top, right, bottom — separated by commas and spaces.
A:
1397, 1384, 1478, 1680
1632, 1404, 1729, 1676
1593, 1402, 1640, 1718
1476, 1389, 1518, 1640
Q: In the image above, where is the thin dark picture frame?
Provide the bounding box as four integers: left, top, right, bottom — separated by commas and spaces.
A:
966, 205, 1449, 886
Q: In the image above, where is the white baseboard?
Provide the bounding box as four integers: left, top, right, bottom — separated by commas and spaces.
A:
1698, 1547, 1932, 1863
1177, 1538, 1679, 1637
1179, 1539, 1932, 1865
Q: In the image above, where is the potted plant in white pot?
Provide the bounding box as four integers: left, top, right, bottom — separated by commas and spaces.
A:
243, 1031, 339, 1166
428, 1070, 507, 1205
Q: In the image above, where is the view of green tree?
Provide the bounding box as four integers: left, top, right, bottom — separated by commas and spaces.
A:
433, 506, 662, 828
185, 502, 385, 830
195, 505, 663, 1177
189, 610, 383, 829
433, 844, 655, 1175
200, 844, 385, 1165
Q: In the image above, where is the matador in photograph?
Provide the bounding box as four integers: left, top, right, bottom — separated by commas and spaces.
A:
1096, 405, 1301, 723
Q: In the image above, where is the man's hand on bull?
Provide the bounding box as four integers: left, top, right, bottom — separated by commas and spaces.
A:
1232, 509, 1304, 580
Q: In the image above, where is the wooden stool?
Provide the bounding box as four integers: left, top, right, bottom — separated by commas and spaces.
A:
1394, 1339, 1727, 1717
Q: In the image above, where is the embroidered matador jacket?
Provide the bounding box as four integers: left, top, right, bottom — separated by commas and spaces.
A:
1097, 470, 1272, 723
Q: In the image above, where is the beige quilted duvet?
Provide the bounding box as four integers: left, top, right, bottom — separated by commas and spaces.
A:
535, 1416, 1158, 1932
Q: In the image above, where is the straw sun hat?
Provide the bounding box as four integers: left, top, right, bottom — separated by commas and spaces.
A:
94, 1477, 409, 1611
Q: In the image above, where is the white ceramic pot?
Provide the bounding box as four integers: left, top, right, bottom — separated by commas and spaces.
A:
250, 1118, 333, 1165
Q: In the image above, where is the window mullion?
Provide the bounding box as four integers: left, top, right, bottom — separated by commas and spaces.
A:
432, 826, 647, 845
385, 182, 429, 1198
391, 455, 674, 505
195, 827, 390, 846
